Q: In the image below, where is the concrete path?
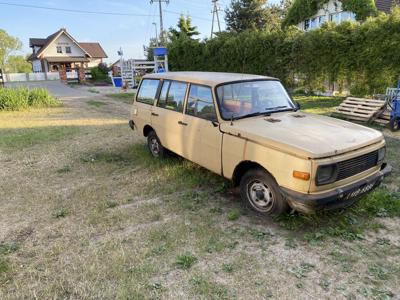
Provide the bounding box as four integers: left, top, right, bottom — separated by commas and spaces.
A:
5, 81, 95, 99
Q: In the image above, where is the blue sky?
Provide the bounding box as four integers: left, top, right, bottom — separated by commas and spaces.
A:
1, 0, 279, 63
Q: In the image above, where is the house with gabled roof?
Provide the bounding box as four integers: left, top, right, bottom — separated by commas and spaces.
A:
293, 0, 398, 31
28, 28, 107, 73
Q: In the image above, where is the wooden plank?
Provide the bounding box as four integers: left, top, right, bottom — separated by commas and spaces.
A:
346, 97, 386, 104
342, 100, 385, 108
336, 110, 373, 119
339, 104, 377, 111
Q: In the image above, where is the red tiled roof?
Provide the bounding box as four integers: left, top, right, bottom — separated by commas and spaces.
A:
79, 43, 108, 58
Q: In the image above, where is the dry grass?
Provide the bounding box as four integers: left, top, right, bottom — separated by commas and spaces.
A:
0, 93, 399, 299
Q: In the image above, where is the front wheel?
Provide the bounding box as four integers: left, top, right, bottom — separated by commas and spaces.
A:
389, 117, 399, 132
147, 131, 165, 158
240, 168, 289, 216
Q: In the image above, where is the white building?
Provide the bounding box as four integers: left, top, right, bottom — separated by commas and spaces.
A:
297, 0, 395, 31
28, 28, 107, 73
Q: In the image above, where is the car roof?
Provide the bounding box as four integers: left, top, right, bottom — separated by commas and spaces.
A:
143, 71, 278, 87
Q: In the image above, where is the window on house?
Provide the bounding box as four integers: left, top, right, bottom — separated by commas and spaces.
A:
341, 12, 356, 22
56, 46, 62, 54
319, 15, 327, 26
310, 17, 318, 29
330, 12, 340, 23
304, 19, 310, 30
65, 46, 71, 54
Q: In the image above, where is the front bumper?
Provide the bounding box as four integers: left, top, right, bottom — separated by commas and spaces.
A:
281, 163, 392, 214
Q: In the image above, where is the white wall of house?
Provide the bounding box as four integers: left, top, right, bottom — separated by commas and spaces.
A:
87, 58, 103, 68
41, 33, 87, 57
32, 60, 42, 72
297, 0, 356, 31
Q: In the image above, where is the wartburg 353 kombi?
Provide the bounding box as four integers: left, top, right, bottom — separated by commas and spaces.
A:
129, 72, 391, 215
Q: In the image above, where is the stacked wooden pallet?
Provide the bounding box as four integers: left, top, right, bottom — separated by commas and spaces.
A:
336, 97, 387, 123
374, 108, 391, 125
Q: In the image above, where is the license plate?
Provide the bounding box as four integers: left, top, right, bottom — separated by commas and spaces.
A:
344, 183, 375, 200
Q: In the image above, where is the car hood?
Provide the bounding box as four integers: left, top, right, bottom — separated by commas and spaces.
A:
219, 112, 384, 159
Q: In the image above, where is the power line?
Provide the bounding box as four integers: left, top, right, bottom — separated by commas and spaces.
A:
0, 2, 153, 16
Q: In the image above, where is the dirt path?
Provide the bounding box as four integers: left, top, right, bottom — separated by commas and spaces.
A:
0, 85, 399, 299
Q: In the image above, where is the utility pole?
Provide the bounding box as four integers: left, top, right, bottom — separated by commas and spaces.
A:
211, 0, 221, 38
150, 0, 169, 45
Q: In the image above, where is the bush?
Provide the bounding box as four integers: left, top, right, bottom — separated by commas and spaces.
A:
91, 63, 110, 81
0, 87, 60, 111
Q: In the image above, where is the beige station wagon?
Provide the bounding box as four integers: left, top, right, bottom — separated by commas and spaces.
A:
129, 72, 391, 215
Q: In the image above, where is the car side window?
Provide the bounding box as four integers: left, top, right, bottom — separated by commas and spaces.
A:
157, 80, 171, 108
165, 81, 187, 112
186, 84, 217, 121
137, 79, 160, 105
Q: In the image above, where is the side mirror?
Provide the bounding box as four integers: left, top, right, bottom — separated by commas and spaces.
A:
211, 120, 219, 127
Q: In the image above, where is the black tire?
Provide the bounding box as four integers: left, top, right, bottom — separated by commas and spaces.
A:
240, 168, 289, 216
147, 131, 165, 158
389, 117, 399, 132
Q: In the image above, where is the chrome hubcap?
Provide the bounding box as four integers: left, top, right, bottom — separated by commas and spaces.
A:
150, 138, 160, 156
247, 181, 274, 212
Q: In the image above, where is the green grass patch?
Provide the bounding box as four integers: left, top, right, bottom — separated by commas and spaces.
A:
0, 126, 80, 150
106, 93, 136, 104
87, 100, 107, 107
294, 96, 344, 115
0, 87, 60, 111
0, 243, 19, 255
175, 253, 198, 269
277, 188, 400, 244
227, 209, 241, 221
0, 256, 9, 275
190, 275, 229, 299
88, 88, 100, 94
52, 207, 69, 219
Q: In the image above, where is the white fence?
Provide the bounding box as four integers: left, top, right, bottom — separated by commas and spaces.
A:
3, 72, 60, 82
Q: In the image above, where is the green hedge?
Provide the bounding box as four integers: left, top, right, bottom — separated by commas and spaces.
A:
0, 87, 61, 111
168, 9, 400, 96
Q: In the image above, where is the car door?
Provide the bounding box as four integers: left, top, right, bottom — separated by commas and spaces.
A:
133, 78, 160, 132
182, 84, 222, 174
151, 80, 188, 156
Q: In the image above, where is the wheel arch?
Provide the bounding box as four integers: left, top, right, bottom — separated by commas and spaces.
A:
232, 160, 273, 187
143, 125, 154, 137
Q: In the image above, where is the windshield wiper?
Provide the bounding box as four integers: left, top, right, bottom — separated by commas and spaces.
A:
265, 106, 295, 114
234, 111, 271, 120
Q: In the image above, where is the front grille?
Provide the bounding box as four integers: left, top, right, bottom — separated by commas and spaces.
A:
336, 150, 378, 181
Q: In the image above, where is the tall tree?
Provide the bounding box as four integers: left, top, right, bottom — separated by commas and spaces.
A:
5, 55, 32, 73
0, 29, 22, 69
225, 0, 270, 32
169, 15, 200, 39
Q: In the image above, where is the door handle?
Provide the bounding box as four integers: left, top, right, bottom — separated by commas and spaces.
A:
151, 112, 159, 117
178, 121, 188, 126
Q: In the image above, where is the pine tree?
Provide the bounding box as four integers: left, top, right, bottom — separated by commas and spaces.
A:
169, 15, 200, 39
225, 0, 269, 32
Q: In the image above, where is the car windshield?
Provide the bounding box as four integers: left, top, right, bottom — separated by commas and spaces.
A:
216, 80, 295, 120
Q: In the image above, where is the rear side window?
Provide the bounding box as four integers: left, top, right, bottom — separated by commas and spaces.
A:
163, 81, 187, 112
186, 85, 216, 121
137, 79, 160, 105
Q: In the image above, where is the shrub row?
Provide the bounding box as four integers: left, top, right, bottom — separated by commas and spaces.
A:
0, 87, 61, 111
168, 9, 400, 96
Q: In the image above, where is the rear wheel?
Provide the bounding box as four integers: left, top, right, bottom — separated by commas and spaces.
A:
389, 117, 399, 132
240, 168, 289, 216
147, 131, 165, 158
